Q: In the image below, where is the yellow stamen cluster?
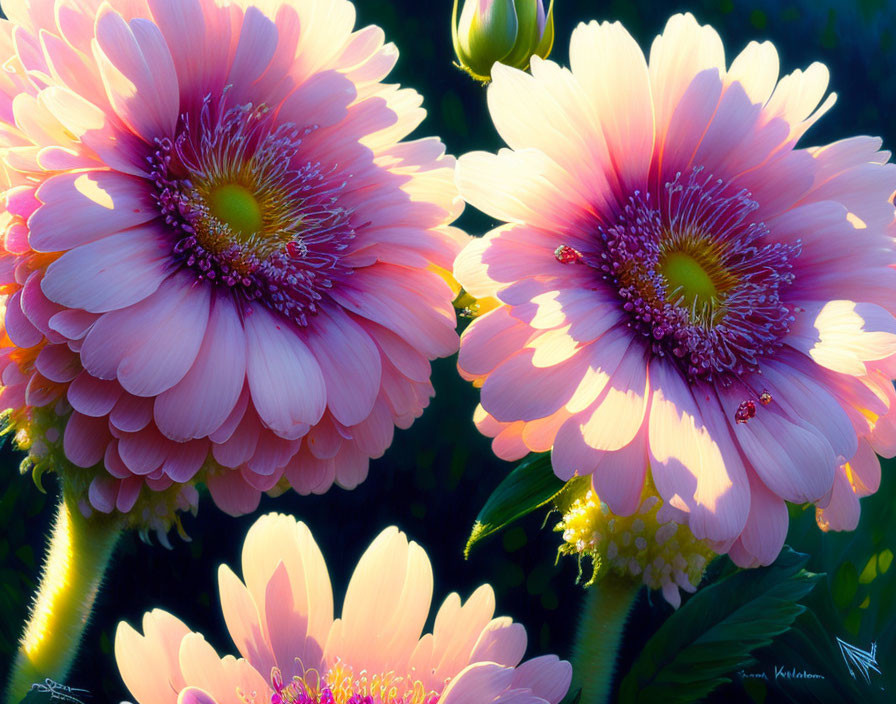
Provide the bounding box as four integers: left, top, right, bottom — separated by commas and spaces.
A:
325, 662, 438, 704
556, 490, 716, 600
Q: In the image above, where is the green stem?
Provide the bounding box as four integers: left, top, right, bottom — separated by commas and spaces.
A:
570, 576, 641, 704
5, 489, 121, 703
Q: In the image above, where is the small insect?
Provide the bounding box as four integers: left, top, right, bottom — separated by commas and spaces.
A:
554, 244, 583, 264
29, 679, 90, 703
734, 400, 756, 423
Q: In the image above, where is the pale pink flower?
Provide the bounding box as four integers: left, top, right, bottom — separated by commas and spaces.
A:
115, 514, 572, 704
0, 0, 464, 527
454, 13, 896, 567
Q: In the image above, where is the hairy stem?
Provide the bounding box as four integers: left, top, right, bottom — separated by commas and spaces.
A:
570, 577, 641, 704
5, 489, 121, 703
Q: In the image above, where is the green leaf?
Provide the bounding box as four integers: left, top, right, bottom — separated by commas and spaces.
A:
465, 453, 581, 558
618, 547, 821, 704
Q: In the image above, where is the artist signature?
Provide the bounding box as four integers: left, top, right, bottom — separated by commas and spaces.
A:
837, 638, 882, 684
737, 636, 884, 688
28, 679, 90, 703
738, 667, 826, 681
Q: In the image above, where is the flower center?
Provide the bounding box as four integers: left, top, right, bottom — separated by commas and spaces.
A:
207, 183, 263, 238
148, 94, 359, 326
659, 251, 718, 312
583, 167, 799, 382
267, 665, 440, 704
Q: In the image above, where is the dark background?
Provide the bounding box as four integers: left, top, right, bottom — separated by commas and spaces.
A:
2, 0, 896, 702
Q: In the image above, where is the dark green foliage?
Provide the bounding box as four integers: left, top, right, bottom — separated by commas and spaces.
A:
465, 453, 584, 557
618, 548, 820, 703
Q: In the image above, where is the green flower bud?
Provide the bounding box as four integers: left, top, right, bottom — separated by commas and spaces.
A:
452, 0, 555, 83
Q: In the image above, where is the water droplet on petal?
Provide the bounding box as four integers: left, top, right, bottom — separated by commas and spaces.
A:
554, 244, 582, 264
735, 400, 756, 424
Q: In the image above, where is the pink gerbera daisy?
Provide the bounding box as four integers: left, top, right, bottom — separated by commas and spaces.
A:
115, 514, 572, 704
0, 0, 463, 528
454, 13, 896, 567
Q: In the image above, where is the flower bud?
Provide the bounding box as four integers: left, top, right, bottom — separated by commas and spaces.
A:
452, 0, 555, 82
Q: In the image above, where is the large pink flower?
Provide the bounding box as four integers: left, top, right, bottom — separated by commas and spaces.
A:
454, 13, 896, 567
0, 0, 463, 527
115, 514, 572, 704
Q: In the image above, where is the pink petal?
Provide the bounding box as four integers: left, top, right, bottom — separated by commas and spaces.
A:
481, 348, 588, 423
161, 439, 208, 483
116, 475, 142, 513
21, 273, 65, 342
551, 412, 602, 481
206, 469, 261, 517
303, 306, 381, 427
41, 225, 173, 313
244, 305, 326, 438
815, 467, 860, 532
40, 85, 149, 177
5, 289, 43, 348
247, 433, 300, 476
847, 440, 881, 496
332, 441, 369, 490
80, 273, 210, 396
304, 415, 343, 460
239, 465, 284, 492
578, 346, 649, 452
225, 6, 277, 95
719, 382, 836, 504
178, 688, 218, 704
88, 475, 117, 513
458, 306, 533, 379
366, 322, 431, 383
47, 309, 98, 340
439, 662, 515, 704
567, 22, 654, 193
154, 293, 247, 441
761, 357, 857, 463
787, 300, 896, 376
330, 266, 458, 360
67, 371, 123, 417
25, 372, 62, 406
118, 426, 170, 475
212, 406, 261, 469
110, 393, 154, 433
94, 6, 179, 141
209, 384, 250, 444
348, 399, 394, 458
29, 170, 157, 252
35, 344, 81, 382
592, 428, 649, 516
511, 655, 573, 704
648, 13, 724, 139
729, 471, 788, 568
63, 411, 110, 467
469, 618, 527, 667
647, 360, 750, 542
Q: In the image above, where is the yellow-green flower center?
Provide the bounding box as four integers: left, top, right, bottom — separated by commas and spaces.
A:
207, 183, 263, 238
659, 250, 720, 311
